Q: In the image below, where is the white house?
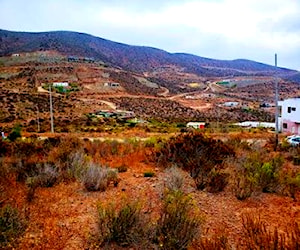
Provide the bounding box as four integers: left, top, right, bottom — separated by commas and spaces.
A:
278, 98, 300, 134
53, 82, 69, 87
104, 82, 120, 87
234, 121, 275, 129
187, 122, 206, 129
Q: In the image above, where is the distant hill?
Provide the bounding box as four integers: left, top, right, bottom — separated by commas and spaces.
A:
0, 29, 298, 78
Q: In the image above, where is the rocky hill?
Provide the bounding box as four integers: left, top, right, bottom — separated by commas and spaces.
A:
0, 29, 298, 79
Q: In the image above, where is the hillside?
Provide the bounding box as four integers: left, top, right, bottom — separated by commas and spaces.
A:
0, 29, 298, 78
2, 29, 300, 133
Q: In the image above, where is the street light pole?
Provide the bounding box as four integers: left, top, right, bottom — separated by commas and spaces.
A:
49, 84, 54, 133
275, 54, 279, 150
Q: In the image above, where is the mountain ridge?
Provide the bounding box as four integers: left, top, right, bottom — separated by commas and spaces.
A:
0, 29, 298, 79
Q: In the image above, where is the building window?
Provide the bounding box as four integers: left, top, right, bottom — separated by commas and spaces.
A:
292, 107, 296, 111
288, 107, 291, 113
283, 123, 288, 129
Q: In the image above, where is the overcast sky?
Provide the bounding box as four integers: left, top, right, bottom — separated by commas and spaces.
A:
1, 0, 300, 70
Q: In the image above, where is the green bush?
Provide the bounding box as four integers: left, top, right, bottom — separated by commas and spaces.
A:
0, 205, 26, 247
7, 124, 22, 142
280, 170, 300, 200
97, 200, 149, 247
144, 171, 155, 178
232, 153, 284, 200
155, 190, 202, 250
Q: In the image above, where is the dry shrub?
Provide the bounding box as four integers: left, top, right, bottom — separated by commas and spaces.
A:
206, 171, 229, 193
0, 140, 12, 157
279, 168, 300, 200
155, 190, 202, 250
11, 138, 45, 159
0, 184, 6, 207
225, 136, 251, 152
158, 166, 195, 199
0, 205, 26, 248
164, 166, 185, 192
35, 164, 59, 187
117, 164, 128, 173
81, 163, 109, 192
96, 199, 150, 247
197, 233, 229, 250
47, 136, 83, 172
155, 132, 234, 190
10, 158, 41, 182
65, 150, 87, 180
81, 163, 118, 192
242, 212, 300, 250
25, 163, 59, 202
84, 139, 141, 162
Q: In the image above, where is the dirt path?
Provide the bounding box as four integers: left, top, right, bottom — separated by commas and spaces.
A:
157, 86, 170, 97
37, 86, 48, 93
98, 100, 117, 110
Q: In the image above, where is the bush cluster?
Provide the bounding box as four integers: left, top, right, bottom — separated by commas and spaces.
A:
155, 190, 202, 249
232, 153, 285, 200
96, 191, 202, 249
155, 132, 235, 191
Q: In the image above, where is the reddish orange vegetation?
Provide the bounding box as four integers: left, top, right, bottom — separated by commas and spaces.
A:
1, 132, 299, 249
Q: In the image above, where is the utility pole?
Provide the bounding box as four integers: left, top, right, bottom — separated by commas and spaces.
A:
36, 105, 40, 132
275, 54, 279, 150
49, 84, 54, 133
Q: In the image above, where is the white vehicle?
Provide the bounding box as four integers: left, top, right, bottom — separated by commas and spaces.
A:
286, 135, 300, 146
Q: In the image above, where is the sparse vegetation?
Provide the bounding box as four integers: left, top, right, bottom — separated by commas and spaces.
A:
1, 28, 300, 249
241, 212, 300, 249
155, 190, 202, 250
96, 199, 149, 247
155, 132, 234, 190
0, 205, 26, 248
0, 128, 299, 248
81, 163, 111, 192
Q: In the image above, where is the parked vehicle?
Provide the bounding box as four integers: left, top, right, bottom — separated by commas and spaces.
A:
286, 135, 300, 146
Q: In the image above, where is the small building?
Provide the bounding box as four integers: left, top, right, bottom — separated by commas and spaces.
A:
1, 132, 6, 139
11, 53, 20, 57
187, 122, 206, 129
53, 82, 69, 87
234, 121, 275, 129
279, 98, 300, 134
104, 82, 120, 87
224, 101, 239, 107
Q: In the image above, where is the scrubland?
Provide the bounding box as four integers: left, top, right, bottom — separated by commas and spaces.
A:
0, 129, 299, 249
